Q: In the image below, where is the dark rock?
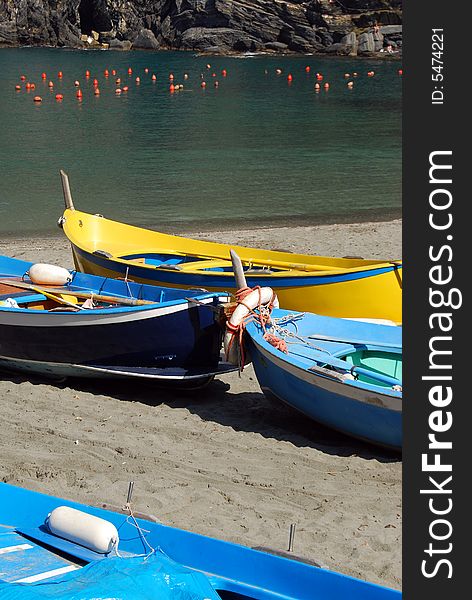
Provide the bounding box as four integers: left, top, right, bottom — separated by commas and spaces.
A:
341, 31, 358, 55
0, 0, 403, 55
380, 25, 403, 35
263, 41, 289, 52
132, 28, 160, 50
180, 27, 257, 52
109, 38, 132, 51
358, 32, 375, 54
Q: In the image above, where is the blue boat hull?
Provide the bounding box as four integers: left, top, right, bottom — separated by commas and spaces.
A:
0, 483, 401, 599
245, 310, 402, 450
0, 255, 233, 383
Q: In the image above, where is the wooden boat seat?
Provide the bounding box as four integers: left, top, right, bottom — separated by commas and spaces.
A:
0, 282, 28, 299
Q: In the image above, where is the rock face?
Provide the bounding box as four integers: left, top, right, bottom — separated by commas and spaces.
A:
0, 0, 402, 56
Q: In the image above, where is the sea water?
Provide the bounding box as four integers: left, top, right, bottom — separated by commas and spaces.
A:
0, 47, 401, 236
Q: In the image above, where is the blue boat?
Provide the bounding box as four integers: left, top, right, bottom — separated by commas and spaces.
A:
244, 310, 402, 450
0, 254, 235, 386
0, 482, 400, 599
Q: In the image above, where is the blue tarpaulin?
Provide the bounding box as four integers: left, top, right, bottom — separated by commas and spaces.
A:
0, 553, 221, 600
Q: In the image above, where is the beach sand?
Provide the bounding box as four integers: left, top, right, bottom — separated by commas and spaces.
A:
0, 219, 402, 590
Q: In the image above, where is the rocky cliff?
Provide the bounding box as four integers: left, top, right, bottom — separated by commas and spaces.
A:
0, 0, 402, 56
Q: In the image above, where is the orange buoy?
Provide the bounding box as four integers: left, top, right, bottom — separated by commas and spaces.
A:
212, 72, 216, 77
201, 81, 206, 88
398, 69, 403, 76
48, 81, 54, 88
25, 82, 31, 90
111, 69, 116, 76
115, 88, 122, 94
135, 76, 141, 83
316, 73, 323, 81
15, 85, 21, 91
287, 73, 293, 82
93, 78, 99, 87
367, 71, 375, 77
58, 71, 63, 78
222, 69, 227, 77
85, 70, 90, 77
74, 80, 80, 87
128, 67, 132, 75
30, 83, 36, 90
76, 89, 83, 98
41, 72, 47, 79
20, 75, 26, 81
152, 74, 157, 81
33, 96, 42, 103
104, 69, 109, 77
122, 85, 129, 92
169, 83, 175, 92
94, 88, 100, 96
55, 93, 63, 101
305, 66, 310, 73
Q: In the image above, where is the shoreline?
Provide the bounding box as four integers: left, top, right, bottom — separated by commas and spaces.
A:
0, 44, 402, 61
0, 218, 402, 263
0, 218, 402, 590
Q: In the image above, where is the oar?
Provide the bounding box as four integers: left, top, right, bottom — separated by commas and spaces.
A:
288, 348, 402, 388
0, 281, 85, 311
307, 332, 401, 350
0, 279, 154, 307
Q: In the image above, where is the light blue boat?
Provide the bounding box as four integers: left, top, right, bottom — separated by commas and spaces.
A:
0, 483, 401, 598
245, 310, 402, 450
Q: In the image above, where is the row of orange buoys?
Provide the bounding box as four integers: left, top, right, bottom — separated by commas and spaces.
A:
16, 64, 401, 104
15, 66, 230, 102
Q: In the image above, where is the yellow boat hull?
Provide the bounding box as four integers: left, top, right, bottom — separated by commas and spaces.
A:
62, 209, 402, 323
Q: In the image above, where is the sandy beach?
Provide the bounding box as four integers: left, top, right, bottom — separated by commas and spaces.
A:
0, 219, 402, 590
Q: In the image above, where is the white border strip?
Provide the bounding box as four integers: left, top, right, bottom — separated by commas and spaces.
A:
0, 543, 33, 554
14, 564, 79, 583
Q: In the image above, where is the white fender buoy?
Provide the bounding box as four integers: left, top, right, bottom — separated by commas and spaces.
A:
28, 263, 72, 286
224, 287, 279, 365
46, 506, 119, 554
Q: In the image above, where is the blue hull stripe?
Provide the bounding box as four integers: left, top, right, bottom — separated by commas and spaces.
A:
75, 246, 401, 289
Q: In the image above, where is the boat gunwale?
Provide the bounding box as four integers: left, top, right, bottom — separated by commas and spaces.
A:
62, 209, 402, 278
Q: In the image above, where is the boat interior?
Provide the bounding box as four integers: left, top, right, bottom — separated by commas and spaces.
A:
0, 521, 287, 600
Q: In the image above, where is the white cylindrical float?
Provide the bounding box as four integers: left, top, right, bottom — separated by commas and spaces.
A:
46, 506, 119, 554
28, 264, 72, 286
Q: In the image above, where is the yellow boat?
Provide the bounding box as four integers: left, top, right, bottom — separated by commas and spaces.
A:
58, 172, 402, 323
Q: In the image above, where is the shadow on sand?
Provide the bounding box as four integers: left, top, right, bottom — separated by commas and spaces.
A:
2, 369, 401, 463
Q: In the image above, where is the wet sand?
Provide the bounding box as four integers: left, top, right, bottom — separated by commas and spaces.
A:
0, 219, 402, 589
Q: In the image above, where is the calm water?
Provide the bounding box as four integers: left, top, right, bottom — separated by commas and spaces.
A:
0, 48, 401, 236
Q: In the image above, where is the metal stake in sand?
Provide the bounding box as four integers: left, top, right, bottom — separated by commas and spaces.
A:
230, 249, 247, 290
288, 523, 296, 552
60, 169, 75, 210
127, 481, 135, 505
